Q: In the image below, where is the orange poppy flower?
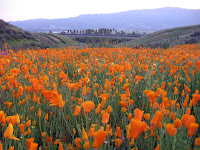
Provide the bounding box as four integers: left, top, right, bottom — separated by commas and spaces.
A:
118, 77, 123, 83
48, 93, 65, 108
5, 116, 16, 126
27, 138, 35, 148
165, 123, 177, 136
153, 102, 159, 110
75, 138, 82, 148
130, 118, 149, 139
174, 86, 178, 95
144, 113, 150, 121
0, 143, 2, 150
146, 91, 156, 103
81, 101, 95, 113
186, 74, 191, 82
4, 102, 12, 109
99, 93, 110, 101
181, 90, 185, 97
29, 142, 38, 150
73, 105, 81, 117
184, 84, 191, 93
195, 137, 200, 146
174, 119, 182, 128
111, 76, 117, 85
144, 90, 151, 96
10, 68, 20, 76
161, 82, 166, 89
188, 123, 199, 137
169, 112, 176, 121
116, 127, 121, 138
95, 104, 101, 114
83, 141, 90, 149
106, 105, 112, 113
183, 95, 189, 108
33, 93, 37, 102
82, 85, 87, 96
4, 123, 19, 141
15, 114, 20, 124
155, 144, 160, 150
134, 108, 144, 121
82, 127, 88, 141
45, 113, 48, 120
0, 111, 6, 124
27, 127, 31, 135
192, 93, 200, 106
182, 114, 195, 129
114, 138, 122, 147
88, 127, 95, 137
128, 113, 133, 120
8, 146, 14, 150
150, 111, 163, 126
94, 83, 99, 88
143, 65, 148, 72
93, 129, 108, 148
99, 93, 109, 108
41, 132, 46, 137
102, 112, 109, 125
155, 88, 162, 97
161, 97, 169, 108
17, 85, 23, 97
30, 78, 39, 89
38, 108, 41, 117
170, 99, 177, 110
126, 88, 130, 97
25, 120, 31, 127
161, 90, 167, 98
18, 124, 24, 134
66, 83, 76, 91
186, 108, 191, 115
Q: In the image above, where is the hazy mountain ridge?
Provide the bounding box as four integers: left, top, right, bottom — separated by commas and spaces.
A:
9, 7, 200, 32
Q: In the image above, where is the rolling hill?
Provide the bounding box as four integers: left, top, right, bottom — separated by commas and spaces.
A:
1, 20, 200, 50
119, 25, 200, 48
9, 7, 200, 32
0, 20, 81, 50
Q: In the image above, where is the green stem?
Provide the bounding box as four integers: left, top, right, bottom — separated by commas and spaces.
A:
173, 133, 176, 150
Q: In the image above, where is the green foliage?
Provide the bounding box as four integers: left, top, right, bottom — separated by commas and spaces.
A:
120, 25, 200, 49
73, 37, 132, 48
0, 20, 84, 50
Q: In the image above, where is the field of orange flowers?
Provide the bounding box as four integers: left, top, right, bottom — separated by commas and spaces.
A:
0, 44, 200, 150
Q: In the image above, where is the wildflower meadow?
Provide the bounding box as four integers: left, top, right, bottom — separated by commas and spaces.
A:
0, 44, 200, 150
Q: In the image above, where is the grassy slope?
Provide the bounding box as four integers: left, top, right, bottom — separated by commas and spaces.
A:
33, 33, 82, 48
0, 20, 82, 50
1, 19, 200, 50
120, 25, 200, 48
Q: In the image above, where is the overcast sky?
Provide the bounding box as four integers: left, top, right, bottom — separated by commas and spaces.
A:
1, 0, 200, 21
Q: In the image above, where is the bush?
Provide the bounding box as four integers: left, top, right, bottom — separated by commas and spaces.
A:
191, 31, 200, 37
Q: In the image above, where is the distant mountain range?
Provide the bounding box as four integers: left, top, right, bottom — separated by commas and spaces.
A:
9, 7, 200, 32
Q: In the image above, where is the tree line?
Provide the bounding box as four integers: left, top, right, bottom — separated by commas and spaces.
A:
59, 28, 146, 37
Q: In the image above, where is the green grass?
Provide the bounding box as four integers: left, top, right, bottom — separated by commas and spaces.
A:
34, 33, 81, 47
1, 19, 200, 50
120, 25, 200, 48
0, 20, 84, 50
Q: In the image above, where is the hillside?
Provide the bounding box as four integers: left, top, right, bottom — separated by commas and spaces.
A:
9, 7, 200, 32
119, 25, 200, 48
0, 20, 81, 50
